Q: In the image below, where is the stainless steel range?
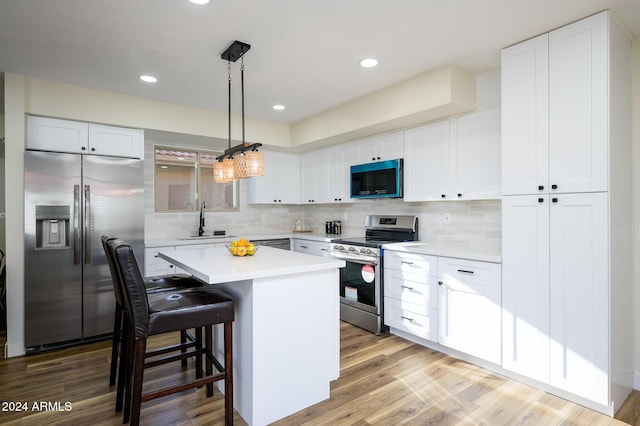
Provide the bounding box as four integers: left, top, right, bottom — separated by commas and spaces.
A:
331, 215, 418, 334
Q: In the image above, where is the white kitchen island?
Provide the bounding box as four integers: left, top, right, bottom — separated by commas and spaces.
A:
158, 246, 345, 426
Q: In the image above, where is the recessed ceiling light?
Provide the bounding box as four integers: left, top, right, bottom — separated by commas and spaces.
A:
189, 0, 210, 4
272, 105, 285, 111
139, 75, 158, 83
360, 58, 379, 68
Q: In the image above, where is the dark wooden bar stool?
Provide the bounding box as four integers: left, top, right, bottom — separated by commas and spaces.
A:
110, 238, 234, 426
101, 235, 204, 390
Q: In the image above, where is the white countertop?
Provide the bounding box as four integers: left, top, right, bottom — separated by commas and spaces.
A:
382, 241, 502, 263
158, 246, 345, 284
146, 232, 358, 248
146, 233, 292, 248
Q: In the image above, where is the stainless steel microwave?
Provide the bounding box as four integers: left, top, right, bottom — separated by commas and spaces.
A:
350, 159, 403, 199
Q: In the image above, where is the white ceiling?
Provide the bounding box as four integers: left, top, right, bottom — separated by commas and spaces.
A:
1, 0, 639, 124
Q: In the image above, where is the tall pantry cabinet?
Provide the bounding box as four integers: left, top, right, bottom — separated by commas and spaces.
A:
501, 11, 632, 414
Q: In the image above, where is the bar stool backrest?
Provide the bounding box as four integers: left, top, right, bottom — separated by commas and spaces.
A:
101, 235, 126, 309
108, 238, 151, 339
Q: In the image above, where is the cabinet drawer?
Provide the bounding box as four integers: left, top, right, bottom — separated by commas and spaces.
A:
384, 251, 437, 276
293, 239, 317, 255
384, 297, 437, 342
438, 257, 501, 288
384, 268, 437, 309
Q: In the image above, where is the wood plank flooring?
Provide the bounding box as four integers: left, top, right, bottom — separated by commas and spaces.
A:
0, 323, 638, 425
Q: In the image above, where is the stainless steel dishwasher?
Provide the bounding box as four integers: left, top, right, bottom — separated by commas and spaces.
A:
250, 238, 291, 250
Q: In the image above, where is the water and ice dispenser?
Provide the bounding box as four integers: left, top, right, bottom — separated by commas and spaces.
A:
36, 205, 70, 248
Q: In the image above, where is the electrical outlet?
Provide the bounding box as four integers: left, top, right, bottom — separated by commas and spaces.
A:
443, 212, 451, 224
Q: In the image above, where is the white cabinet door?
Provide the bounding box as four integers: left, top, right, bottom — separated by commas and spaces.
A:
248, 151, 300, 204
324, 144, 353, 203
27, 116, 89, 154
548, 13, 608, 194
501, 195, 550, 383
549, 192, 608, 404
88, 124, 144, 159
403, 120, 452, 201
453, 108, 501, 200
352, 131, 403, 164
300, 150, 320, 204
378, 131, 404, 161
438, 257, 501, 364
501, 34, 549, 196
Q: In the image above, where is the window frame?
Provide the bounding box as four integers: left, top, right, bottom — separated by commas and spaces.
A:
153, 145, 239, 213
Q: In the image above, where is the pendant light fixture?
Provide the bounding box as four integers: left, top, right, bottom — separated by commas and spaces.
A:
213, 40, 264, 183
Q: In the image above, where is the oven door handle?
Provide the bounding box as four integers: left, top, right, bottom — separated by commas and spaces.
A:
331, 252, 378, 265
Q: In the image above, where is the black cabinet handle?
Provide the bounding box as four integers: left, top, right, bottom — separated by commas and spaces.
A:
551, 184, 558, 190
372, 157, 376, 161
538, 198, 544, 203
538, 185, 544, 191
457, 269, 474, 274
457, 193, 462, 197
438, 281, 443, 285
552, 198, 558, 203
441, 194, 446, 198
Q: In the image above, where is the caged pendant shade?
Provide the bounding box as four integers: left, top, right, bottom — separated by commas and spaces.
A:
213, 40, 264, 183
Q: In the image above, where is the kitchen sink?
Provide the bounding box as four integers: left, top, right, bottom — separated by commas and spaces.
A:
180, 235, 236, 241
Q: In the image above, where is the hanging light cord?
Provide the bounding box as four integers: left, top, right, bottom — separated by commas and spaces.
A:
241, 57, 246, 145
227, 60, 232, 152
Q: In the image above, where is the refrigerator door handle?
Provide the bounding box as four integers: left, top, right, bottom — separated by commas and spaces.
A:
84, 184, 91, 264
73, 184, 81, 265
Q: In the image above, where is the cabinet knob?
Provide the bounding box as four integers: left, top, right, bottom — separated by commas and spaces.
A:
551, 184, 558, 190
457, 193, 462, 197
372, 157, 376, 161
91, 147, 96, 152
438, 281, 443, 285
81, 146, 86, 151
538, 198, 544, 203
441, 194, 446, 198
538, 185, 544, 191
552, 197, 558, 203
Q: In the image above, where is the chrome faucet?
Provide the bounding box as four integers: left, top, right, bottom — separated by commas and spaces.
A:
198, 201, 206, 236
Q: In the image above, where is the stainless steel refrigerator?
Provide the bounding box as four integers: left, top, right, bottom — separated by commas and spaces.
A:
24, 150, 144, 351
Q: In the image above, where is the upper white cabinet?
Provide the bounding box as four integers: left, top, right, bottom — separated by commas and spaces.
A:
27, 116, 144, 159
403, 108, 501, 202
501, 34, 549, 196
403, 120, 452, 201
299, 150, 320, 204
501, 11, 632, 412
321, 144, 354, 203
248, 150, 300, 204
88, 124, 144, 159
352, 131, 403, 164
300, 144, 354, 204
502, 14, 609, 195
453, 108, 501, 200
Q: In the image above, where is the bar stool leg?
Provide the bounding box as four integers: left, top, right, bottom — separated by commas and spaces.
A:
109, 303, 122, 386
224, 322, 233, 426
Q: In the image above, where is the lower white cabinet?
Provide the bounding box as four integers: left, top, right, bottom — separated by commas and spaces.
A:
502, 192, 610, 404
384, 251, 438, 341
384, 250, 501, 364
144, 246, 185, 277
437, 257, 501, 364
291, 238, 331, 257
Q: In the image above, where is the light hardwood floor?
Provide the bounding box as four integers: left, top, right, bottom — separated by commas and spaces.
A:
0, 324, 638, 425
